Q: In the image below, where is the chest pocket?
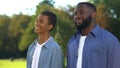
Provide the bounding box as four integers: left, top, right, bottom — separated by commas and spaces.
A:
85, 38, 105, 56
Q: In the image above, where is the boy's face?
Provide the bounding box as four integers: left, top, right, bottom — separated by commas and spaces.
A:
34, 14, 52, 34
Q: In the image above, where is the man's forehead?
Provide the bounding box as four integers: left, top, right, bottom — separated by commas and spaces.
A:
74, 4, 90, 11
78, 4, 88, 7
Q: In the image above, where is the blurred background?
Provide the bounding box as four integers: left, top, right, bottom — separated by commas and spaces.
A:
0, 0, 120, 68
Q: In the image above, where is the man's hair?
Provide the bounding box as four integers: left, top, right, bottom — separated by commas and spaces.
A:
41, 10, 57, 30
77, 2, 96, 12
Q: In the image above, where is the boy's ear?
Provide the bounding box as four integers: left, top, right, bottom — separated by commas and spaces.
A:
48, 24, 53, 30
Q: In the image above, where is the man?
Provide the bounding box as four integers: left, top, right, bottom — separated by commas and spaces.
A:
67, 2, 120, 68
27, 11, 63, 68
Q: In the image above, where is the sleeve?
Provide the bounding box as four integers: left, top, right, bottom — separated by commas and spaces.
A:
26, 46, 31, 68
50, 47, 64, 68
67, 35, 75, 68
67, 42, 70, 68
26, 42, 34, 68
107, 38, 120, 68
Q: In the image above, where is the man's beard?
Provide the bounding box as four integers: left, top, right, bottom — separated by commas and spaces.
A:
75, 15, 92, 30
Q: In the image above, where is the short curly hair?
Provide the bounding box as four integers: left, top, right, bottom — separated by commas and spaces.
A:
77, 2, 96, 12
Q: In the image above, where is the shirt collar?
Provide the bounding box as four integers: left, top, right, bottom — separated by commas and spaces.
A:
90, 24, 101, 37
33, 36, 54, 49
38, 37, 51, 46
75, 24, 101, 38
42, 37, 54, 48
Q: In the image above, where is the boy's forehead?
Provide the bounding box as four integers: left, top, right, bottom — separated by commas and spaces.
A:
77, 4, 88, 9
37, 14, 48, 18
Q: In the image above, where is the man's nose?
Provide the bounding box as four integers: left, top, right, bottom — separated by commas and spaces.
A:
74, 15, 82, 20
76, 12, 82, 17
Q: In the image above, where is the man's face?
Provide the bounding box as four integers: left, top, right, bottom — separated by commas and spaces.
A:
74, 4, 92, 30
34, 14, 52, 34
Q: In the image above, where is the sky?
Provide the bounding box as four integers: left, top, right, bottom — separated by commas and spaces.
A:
0, 0, 87, 16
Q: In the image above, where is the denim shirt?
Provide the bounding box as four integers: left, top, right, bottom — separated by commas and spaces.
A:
67, 25, 120, 68
27, 37, 63, 68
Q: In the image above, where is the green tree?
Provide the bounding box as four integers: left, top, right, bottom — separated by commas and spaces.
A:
96, 3, 109, 28
0, 15, 10, 52
39, 0, 55, 7
0, 14, 31, 58
8, 14, 31, 56
91, 0, 120, 40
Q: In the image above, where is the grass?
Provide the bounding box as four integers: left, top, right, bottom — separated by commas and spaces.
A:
0, 59, 26, 68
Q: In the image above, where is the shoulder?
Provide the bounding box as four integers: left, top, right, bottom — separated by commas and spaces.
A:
68, 32, 79, 46
67, 32, 80, 52
100, 29, 120, 53
98, 28, 120, 48
68, 32, 77, 43
28, 39, 37, 50
47, 37, 62, 52
49, 41, 63, 56
100, 28, 118, 42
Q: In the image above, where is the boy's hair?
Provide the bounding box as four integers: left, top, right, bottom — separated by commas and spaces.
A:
41, 11, 57, 30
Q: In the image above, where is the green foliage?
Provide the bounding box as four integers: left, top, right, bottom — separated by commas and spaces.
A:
40, 0, 55, 7
18, 18, 37, 51
104, 0, 120, 18
0, 14, 31, 58
107, 19, 120, 40
0, 15, 10, 51
8, 14, 31, 53
8, 14, 30, 37
96, 3, 109, 28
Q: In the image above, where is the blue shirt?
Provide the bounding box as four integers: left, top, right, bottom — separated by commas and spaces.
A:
27, 37, 63, 68
67, 25, 120, 68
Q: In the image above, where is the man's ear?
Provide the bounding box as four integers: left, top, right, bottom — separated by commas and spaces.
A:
92, 12, 96, 18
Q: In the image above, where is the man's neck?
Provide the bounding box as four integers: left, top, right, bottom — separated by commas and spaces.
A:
38, 33, 50, 45
80, 22, 96, 36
